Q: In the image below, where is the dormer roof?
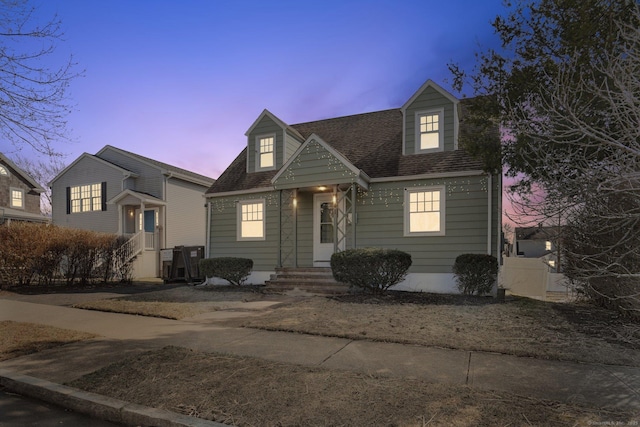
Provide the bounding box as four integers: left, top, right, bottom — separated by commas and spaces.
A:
206, 105, 484, 195
245, 109, 304, 141
400, 79, 459, 111
0, 152, 45, 193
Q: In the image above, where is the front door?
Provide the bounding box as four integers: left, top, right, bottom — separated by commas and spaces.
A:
137, 209, 157, 250
313, 193, 343, 267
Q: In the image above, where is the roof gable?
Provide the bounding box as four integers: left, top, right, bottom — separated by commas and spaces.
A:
96, 145, 214, 187
108, 189, 167, 205
206, 80, 489, 196
0, 152, 45, 192
400, 79, 458, 111
245, 109, 304, 141
271, 134, 369, 190
50, 153, 135, 186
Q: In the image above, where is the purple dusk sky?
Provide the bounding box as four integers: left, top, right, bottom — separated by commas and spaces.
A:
20, 0, 504, 179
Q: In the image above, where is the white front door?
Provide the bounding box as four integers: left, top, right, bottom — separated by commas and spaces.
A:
313, 193, 344, 267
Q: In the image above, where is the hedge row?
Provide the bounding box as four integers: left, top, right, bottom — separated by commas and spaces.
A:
0, 222, 132, 287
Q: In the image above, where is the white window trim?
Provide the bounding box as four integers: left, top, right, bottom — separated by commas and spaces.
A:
0, 165, 8, 176
403, 186, 446, 237
70, 183, 102, 213
415, 108, 444, 153
9, 187, 24, 209
237, 199, 266, 241
255, 133, 276, 171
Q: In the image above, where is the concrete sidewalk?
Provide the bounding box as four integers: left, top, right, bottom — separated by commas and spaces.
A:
0, 298, 638, 424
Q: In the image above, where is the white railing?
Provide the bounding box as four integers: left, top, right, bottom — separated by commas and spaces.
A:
113, 231, 143, 272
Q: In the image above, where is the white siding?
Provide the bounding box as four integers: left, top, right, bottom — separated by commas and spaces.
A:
98, 148, 164, 198
51, 156, 121, 233
165, 177, 208, 247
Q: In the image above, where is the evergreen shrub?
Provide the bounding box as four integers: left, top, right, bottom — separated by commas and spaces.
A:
452, 253, 498, 295
331, 247, 412, 294
199, 257, 253, 286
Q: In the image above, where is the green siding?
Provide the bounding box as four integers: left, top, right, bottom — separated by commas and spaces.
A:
273, 138, 358, 189
294, 191, 313, 267
208, 175, 497, 276
208, 192, 280, 270
284, 130, 302, 164
354, 176, 491, 274
247, 116, 283, 173
404, 86, 456, 154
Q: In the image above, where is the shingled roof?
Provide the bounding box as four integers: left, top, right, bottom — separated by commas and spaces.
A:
207, 106, 485, 195
98, 145, 215, 186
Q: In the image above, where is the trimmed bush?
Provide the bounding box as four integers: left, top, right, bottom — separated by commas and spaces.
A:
331, 248, 412, 294
199, 257, 253, 286
452, 254, 498, 295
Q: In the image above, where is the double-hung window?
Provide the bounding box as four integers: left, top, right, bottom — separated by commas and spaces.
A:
257, 135, 275, 170
416, 109, 444, 152
70, 183, 103, 213
237, 199, 265, 241
10, 188, 24, 208
404, 187, 445, 236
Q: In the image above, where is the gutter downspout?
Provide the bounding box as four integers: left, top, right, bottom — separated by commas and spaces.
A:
205, 199, 211, 259
163, 173, 170, 250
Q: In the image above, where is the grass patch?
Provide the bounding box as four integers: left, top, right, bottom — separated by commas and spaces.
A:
0, 321, 96, 361
236, 296, 640, 366
69, 346, 636, 427
72, 299, 218, 320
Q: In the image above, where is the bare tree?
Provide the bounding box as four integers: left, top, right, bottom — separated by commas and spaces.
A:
13, 153, 66, 215
0, 0, 81, 156
506, 8, 640, 316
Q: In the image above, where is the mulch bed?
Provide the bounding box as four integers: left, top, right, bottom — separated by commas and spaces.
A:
331, 290, 500, 306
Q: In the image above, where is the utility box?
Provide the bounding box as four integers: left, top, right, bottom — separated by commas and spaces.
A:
161, 246, 204, 283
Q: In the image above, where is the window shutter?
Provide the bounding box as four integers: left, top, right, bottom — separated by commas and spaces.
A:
101, 182, 107, 211
66, 187, 71, 214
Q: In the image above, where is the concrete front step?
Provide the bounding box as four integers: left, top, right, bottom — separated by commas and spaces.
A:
266, 267, 349, 295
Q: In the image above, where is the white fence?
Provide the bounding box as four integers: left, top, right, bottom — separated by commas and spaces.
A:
500, 257, 572, 301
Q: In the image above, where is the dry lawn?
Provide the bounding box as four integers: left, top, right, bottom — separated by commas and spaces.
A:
72, 285, 277, 319
68, 346, 636, 427
73, 285, 640, 366
0, 321, 95, 361
5, 285, 639, 426
234, 295, 640, 367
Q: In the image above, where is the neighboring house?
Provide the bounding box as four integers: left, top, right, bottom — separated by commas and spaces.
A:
204, 79, 502, 293
513, 225, 562, 271
51, 145, 215, 278
0, 152, 49, 225
502, 225, 569, 301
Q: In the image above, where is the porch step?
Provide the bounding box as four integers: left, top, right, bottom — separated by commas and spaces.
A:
265, 267, 349, 295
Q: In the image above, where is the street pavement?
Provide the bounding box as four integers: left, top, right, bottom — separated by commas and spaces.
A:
0, 387, 123, 427
0, 293, 638, 426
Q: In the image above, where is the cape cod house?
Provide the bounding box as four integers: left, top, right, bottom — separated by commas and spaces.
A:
0, 152, 49, 225
51, 145, 215, 278
204, 79, 502, 293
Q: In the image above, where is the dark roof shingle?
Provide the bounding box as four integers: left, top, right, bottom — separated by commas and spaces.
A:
207, 107, 485, 195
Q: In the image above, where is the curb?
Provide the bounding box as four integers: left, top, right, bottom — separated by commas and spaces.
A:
0, 369, 228, 427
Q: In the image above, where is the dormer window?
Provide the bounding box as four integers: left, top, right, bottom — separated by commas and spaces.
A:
416, 109, 444, 152
257, 134, 275, 170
